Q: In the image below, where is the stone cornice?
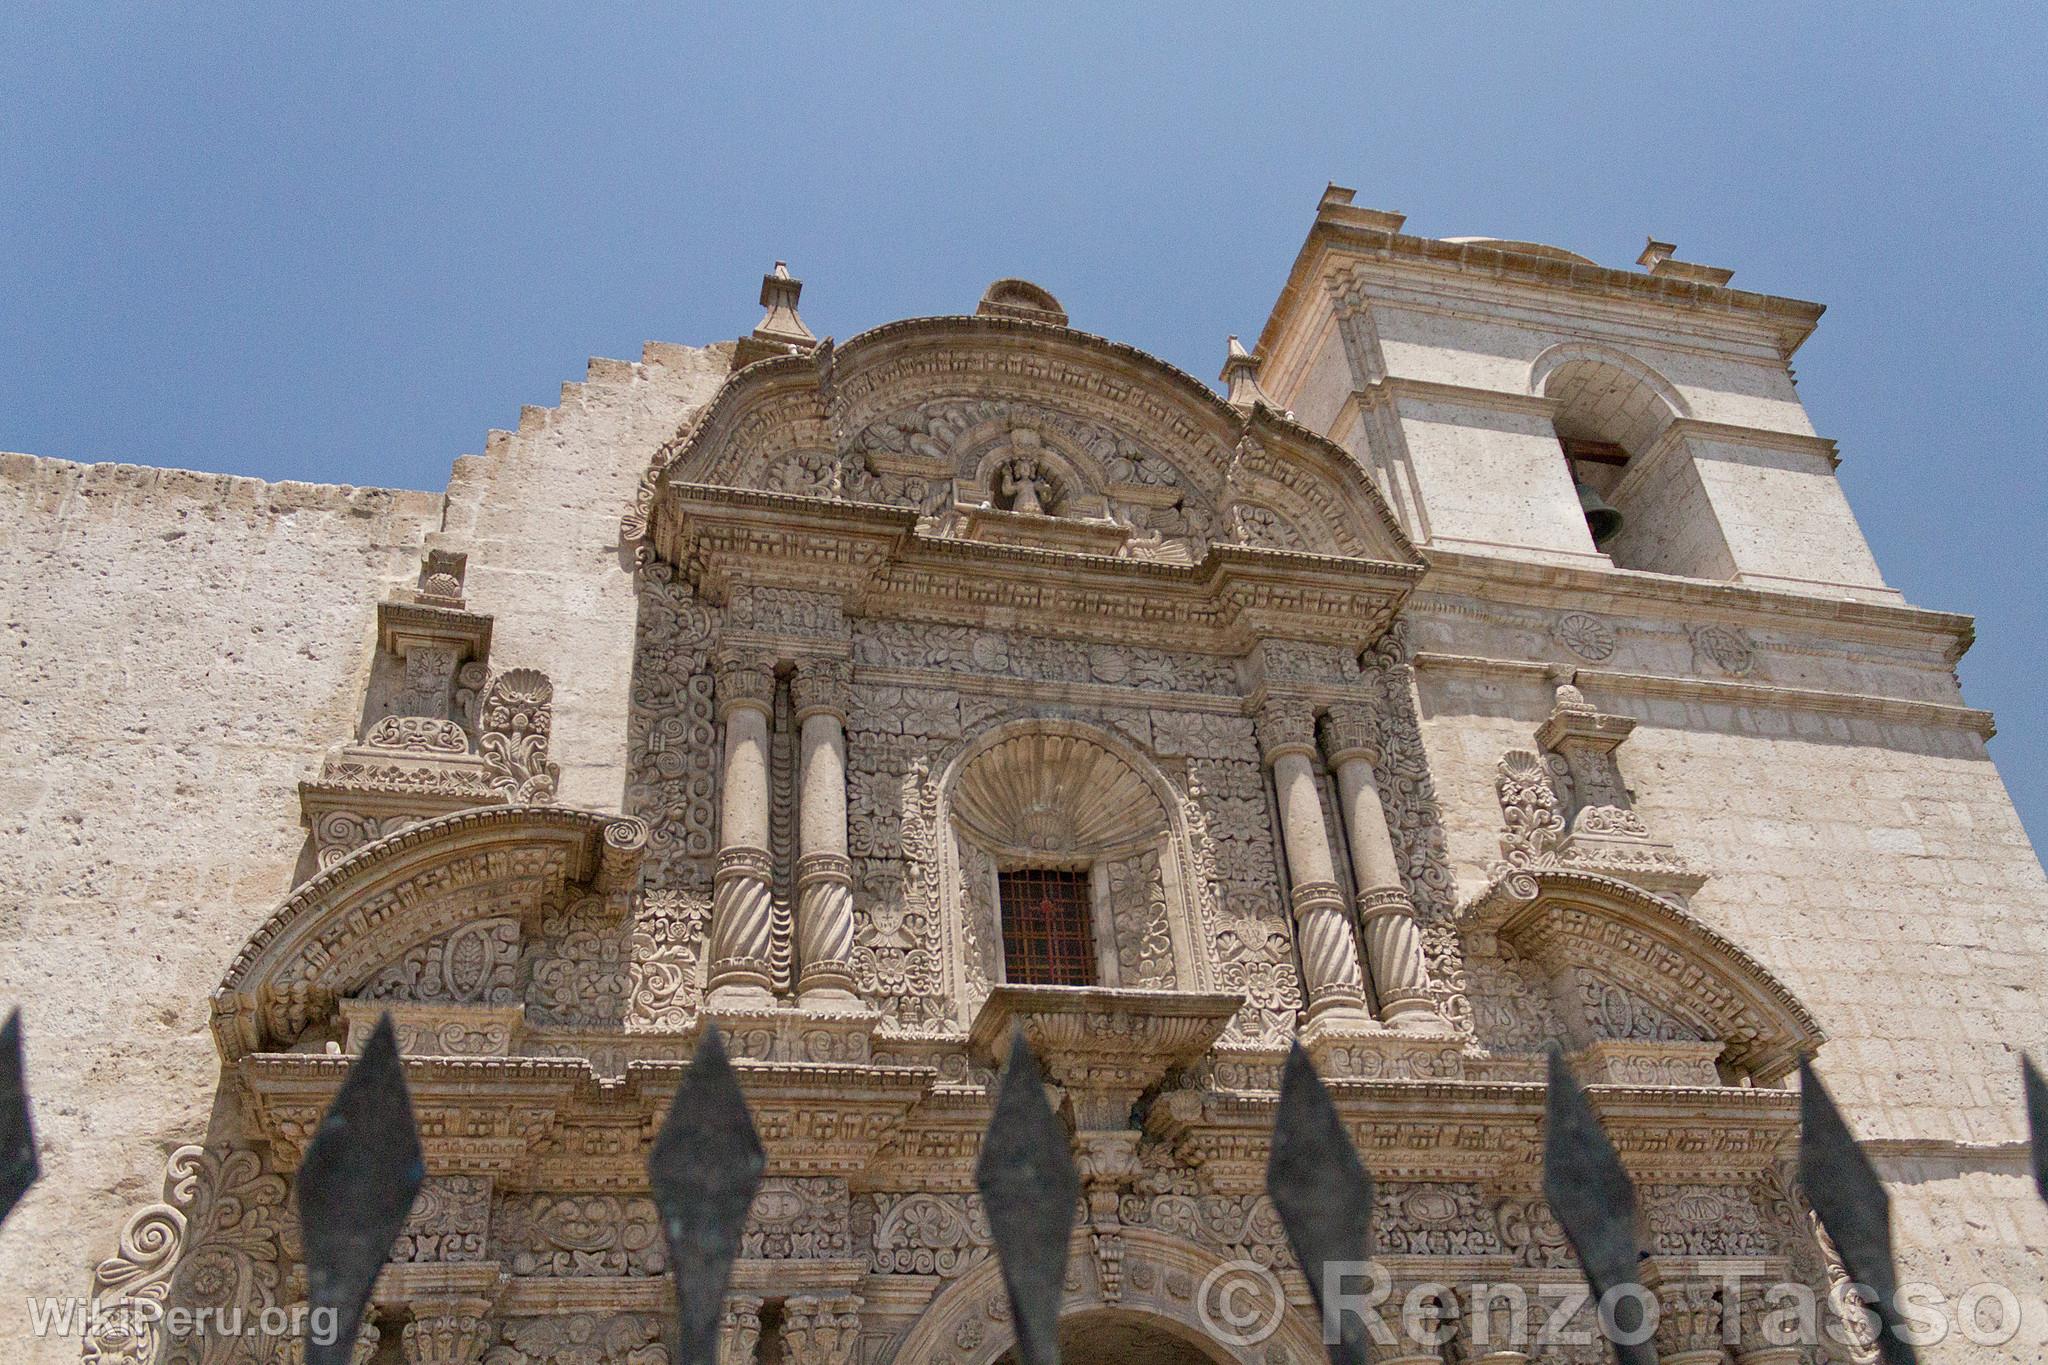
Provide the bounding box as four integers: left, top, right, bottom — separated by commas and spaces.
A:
1413, 652, 1996, 738
662, 482, 1421, 653
1413, 547, 1975, 663
1255, 206, 1825, 365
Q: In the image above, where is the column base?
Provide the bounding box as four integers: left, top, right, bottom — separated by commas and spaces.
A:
1378, 990, 1451, 1033
1298, 1014, 1467, 1081
797, 980, 864, 1011
706, 981, 778, 1011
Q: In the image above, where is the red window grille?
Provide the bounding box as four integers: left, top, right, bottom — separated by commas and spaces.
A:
998, 868, 1097, 987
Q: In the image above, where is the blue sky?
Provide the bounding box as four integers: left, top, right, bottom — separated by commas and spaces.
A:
4, 5, 2044, 848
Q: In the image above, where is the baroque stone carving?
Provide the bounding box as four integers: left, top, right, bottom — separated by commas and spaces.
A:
856, 1192, 993, 1276
483, 1314, 669, 1365
84, 1145, 288, 1365
1551, 611, 1616, 661
478, 668, 561, 802
359, 918, 522, 1006
625, 562, 721, 887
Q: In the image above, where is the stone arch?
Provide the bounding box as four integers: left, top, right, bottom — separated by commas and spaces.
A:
209, 804, 646, 1061
936, 718, 1211, 1021
630, 317, 1421, 569
1460, 868, 1824, 1083
1529, 341, 1690, 456
886, 1225, 1328, 1365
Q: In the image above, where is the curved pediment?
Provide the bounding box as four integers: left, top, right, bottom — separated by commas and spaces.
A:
210, 805, 647, 1061
631, 315, 1418, 569
1461, 868, 1824, 1084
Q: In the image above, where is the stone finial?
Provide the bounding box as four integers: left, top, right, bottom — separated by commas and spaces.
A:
754, 262, 816, 346
1219, 336, 1275, 413
1549, 682, 1597, 719
734, 261, 817, 369
1637, 236, 1735, 286
975, 278, 1068, 327
415, 549, 466, 607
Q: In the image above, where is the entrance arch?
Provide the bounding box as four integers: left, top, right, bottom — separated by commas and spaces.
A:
887, 1226, 1328, 1365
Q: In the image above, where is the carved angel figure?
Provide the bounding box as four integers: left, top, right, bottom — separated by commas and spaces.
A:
997, 456, 1052, 515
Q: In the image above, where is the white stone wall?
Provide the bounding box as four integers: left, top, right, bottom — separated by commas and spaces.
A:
443, 340, 732, 812
0, 455, 438, 1360
1413, 645, 2048, 1358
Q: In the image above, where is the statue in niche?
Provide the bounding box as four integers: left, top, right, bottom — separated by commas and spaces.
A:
997, 455, 1052, 515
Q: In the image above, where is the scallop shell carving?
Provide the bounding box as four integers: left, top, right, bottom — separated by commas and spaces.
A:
950, 732, 1167, 857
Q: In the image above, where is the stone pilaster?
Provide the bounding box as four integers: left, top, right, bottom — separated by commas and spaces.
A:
1321, 705, 1438, 1031
792, 657, 859, 1007
782, 1292, 863, 1365
1256, 698, 1369, 1026
400, 1300, 492, 1365
708, 649, 779, 1006
720, 1293, 765, 1365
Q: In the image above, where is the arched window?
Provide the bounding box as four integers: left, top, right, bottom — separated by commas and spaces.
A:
1531, 346, 1722, 578
944, 725, 1199, 1003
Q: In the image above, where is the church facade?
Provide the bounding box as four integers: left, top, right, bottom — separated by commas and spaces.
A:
4, 188, 2046, 1363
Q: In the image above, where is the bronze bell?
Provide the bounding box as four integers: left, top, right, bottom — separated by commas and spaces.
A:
1575, 480, 1623, 543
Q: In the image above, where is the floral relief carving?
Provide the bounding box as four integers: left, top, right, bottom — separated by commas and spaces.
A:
625, 889, 712, 1029
358, 917, 521, 1007
84, 1145, 287, 1365
524, 898, 633, 1029
391, 1175, 491, 1263
1108, 850, 1175, 989
1374, 1182, 1501, 1256
625, 563, 720, 888
483, 1314, 670, 1365
1552, 611, 1616, 661
496, 1194, 667, 1276
479, 668, 561, 803
855, 1192, 993, 1276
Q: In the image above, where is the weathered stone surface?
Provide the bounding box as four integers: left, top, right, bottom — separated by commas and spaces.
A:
1, 219, 2043, 1365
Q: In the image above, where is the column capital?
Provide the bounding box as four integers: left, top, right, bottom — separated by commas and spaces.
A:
713, 647, 778, 718
790, 655, 852, 723
1254, 698, 1318, 764
1319, 703, 1382, 768
783, 1291, 862, 1365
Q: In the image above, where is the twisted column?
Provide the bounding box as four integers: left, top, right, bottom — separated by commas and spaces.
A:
1322, 705, 1438, 1031
707, 649, 779, 1007
792, 657, 859, 1007
1256, 699, 1369, 1026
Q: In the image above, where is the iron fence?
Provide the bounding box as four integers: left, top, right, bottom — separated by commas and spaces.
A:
0, 1003, 2035, 1365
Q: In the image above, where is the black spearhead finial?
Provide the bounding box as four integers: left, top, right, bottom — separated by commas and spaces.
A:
298, 1014, 424, 1365
650, 1023, 765, 1365
975, 1031, 1079, 1365
0, 1010, 37, 1227
1265, 1042, 1373, 1365
2022, 1056, 2048, 1209
1799, 1058, 1918, 1365
1542, 1045, 1657, 1365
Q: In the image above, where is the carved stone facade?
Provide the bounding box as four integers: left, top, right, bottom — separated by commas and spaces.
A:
5, 220, 2042, 1365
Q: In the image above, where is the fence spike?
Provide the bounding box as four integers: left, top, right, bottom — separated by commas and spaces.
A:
2023, 1056, 2048, 1209
975, 1030, 1079, 1365
1799, 1059, 1918, 1365
298, 1013, 424, 1365
1265, 1041, 1372, 1365
650, 1023, 764, 1365
1542, 1046, 1657, 1365
0, 1010, 36, 1226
